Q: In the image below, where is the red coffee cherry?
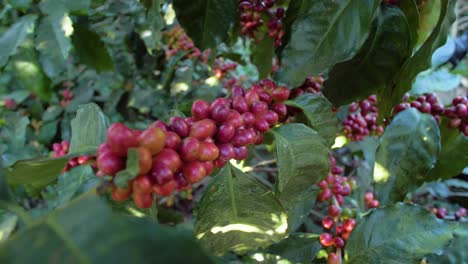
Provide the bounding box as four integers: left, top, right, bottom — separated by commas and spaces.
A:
132, 175, 153, 195
317, 189, 332, 202
333, 237, 345, 248
343, 219, 356, 232
231, 86, 245, 98
183, 161, 207, 183
97, 152, 125, 176
218, 143, 235, 161
136, 147, 152, 175
242, 112, 256, 127
232, 128, 255, 147
364, 192, 374, 204
111, 186, 132, 202
202, 161, 214, 175
180, 137, 201, 161
174, 172, 191, 191
213, 158, 228, 168
258, 91, 273, 104
97, 143, 113, 157
272, 86, 290, 102
319, 233, 334, 247
153, 149, 183, 173
150, 120, 168, 132
262, 110, 279, 127
368, 199, 380, 208
328, 252, 340, 264
169, 116, 189, 138
199, 142, 220, 161
133, 192, 153, 209
107, 123, 138, 157
244, 89, 259, 106
152, 180, 176, 197
328, 204, 340, 217
322, 216, 334, 229
251, 101, 268, 115
233, 146, 249, 160
225, 110, 244, 128
211, 103, 230, 123
151, 164, 174, 185
216, 123, 235, 143
233, 96, 249, 113
164, 131, 181, 149
254, 118, 270, 132
190, 119, 217, 140
191, 100, 211, 121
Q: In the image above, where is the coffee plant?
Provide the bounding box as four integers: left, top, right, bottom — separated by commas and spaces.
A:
0, 0, 467, 263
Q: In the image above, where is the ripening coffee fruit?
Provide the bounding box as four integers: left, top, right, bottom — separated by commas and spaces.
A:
152, 180, 176, 196
262, 110, 279, 126
111, 186, 132, 202
174, 172, 191, 191
328, 252, 339, 264
233, 97, 249, 113
251, 101, 268, 115
199, 142, 220, 161
319, 233, 334, 247
216, 123, 235, 143
97, 143, 113, 157
107, 123, 138, 157
151, 164, 174, 185
192, 100, 211, 121
132, 175, 153, 195
183, 161, 207, 183
180, 137, 201, 161
242, 112, 256, 127
136, 147, 152, 175
153, 149, 183, 173
164, 131, 181, 149
138, 127, 167, 155
190, 119, 217, 140
202, 161, 214, 175
225, 110, 244, 128
150, 120, 168, 131
97, 152, 125, 176
244, 90, 259, 106
218, 143, 235, 161
254, 118, 270, 132
233, 146, 249, 160
271, 86, 290, 102
211, 104, 230, 123
169, 116, 189, 138
133, 192, 153, 209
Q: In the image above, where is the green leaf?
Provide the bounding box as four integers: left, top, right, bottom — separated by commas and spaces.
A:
346, 203, 456, 264
323, 6, 412, 105
38, 120, 58, 145
39, 0, 90, 15
409, 68, 460, 95
251, 37, 274, 79
416, 0, 440, 47
50, 165, 98, 207
398, 0, 420, 49
35, 14, 73, 78
138, 0, 164, 53
285, 94, 340, 146
379, 0, 455, 116
262, 233, 321, 263
194, 165, 288, 256
274, 0, 380, 86
0, 161, 12, 202
3, 152, 93, 188
0, 211, 18, 242
373, 109, 440, 205
69, 103, 109, 154
428, 119, 468, 179
172, 0, 237, 50
270, 124, 329, 225
114, 148, 140, 188
427, 222, 468, 264
7, 0, 32, 10
0, 15, 37, 67
71, 24, 114, 72
0, 195, 216, 263
11, 44, 52, 101
4, 114, 29, 152
42, 106, 63, 122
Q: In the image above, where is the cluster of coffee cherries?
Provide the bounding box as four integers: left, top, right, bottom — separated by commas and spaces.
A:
239, 0, 285, 46
430, 207, 467, 220
316, 156, 356, 263
290, 76, 325, 98
4, 98, 16, 110
163, 25, 210, 62
96, 79, 292, 208
363, 191, 380, 209
342, 95, 384, 141
213, 58, 238, 79
60, 89, 73, 108
52, 140, 92, 172
393, 94, 467, 136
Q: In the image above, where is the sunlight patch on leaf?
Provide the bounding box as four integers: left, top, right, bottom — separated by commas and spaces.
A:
373, 162, 390, 183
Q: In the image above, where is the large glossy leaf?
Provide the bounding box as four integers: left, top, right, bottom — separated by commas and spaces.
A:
428, 119, 468, 179
0, 14, 37, 67
274, 0, 380, 87
410, 68, 460, 95
71, 24, 114, 72
251, 37, 274, 79
398, 0, 420, 49
262, 233, 321, 263
35, 14, 73, 78
69, 103, 109, 154
323, 6, 412, 105
427, 222, 468, 264
0, 195, 216, 263
373, 109, 440, 205
271, 124, 329, 226
172, 0, 237, 50
379, 0, 455, 116
285, 94, 339, 146
4, 151, 94, 188
194, 165, 288, 255
346, 203, 456, 264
